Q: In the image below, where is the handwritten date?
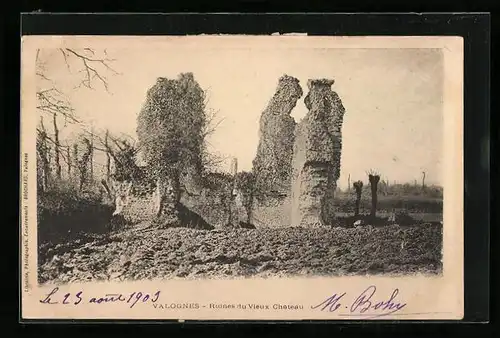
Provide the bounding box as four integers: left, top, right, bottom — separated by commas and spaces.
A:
40, 287, 161, 308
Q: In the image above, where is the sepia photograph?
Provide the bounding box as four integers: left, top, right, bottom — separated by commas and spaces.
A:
21, 35, 464, 320
33, 43, 446, 284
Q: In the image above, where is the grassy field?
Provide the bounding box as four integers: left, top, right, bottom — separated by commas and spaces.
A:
334, 194, 443, 214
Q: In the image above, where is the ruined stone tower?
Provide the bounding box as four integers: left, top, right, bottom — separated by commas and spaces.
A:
290, 79, 346, 227
252, 75, 303, 195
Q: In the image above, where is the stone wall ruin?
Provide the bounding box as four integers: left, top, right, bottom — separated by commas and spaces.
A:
111, 74, 346, 230
109, 172, 248, 229
252, 75, 303, 195
290, 79, 346, 227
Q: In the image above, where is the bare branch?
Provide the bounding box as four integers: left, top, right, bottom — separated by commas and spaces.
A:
38, 87, 64, 96
59, 48, 71, 72
41, 132, 73, 165
63, 48, 120, 92
202, 106, 225, 138
36, 48, 121, 158
36, 72, 52, 82
65, 48, 116, 63
36, 90, 80, 124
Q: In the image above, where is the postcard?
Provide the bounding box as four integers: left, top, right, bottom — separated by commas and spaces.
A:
20, 35, 464, 321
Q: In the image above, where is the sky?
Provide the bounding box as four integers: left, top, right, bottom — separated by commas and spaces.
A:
37, 45, 443, 189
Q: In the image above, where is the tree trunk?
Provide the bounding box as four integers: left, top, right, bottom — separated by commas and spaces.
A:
53, 113, 61, 180
171, 171, 181, 204
78, 138, 92, 192
72, 143, 78, 183
370, 186, 377, 217
155, 171, 181, 227
37, 118, 51, 191
368, 175, 380, 218
422, 171, 426, 190
79, 173, 85, 191
66, 146, 71, 178
89, 128, 94, 181
352, 181, 363, 218
43, 159, 50, 190
355, 193, 361, 216
105, 130, 111, 181
38, 139, 50, 192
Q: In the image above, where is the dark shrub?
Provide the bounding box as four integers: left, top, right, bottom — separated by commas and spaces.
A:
37, 182, 115, 245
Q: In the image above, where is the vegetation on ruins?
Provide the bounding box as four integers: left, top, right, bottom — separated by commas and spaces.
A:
36, 62, 444, 248
252, 75, 302, 198
106, 139, 142, 183
136, 73, 211, 226
35, 64, 445, 283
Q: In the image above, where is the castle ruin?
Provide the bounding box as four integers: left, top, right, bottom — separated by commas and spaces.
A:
111, 74, 346, 229
252, 75, 303, 195
290, 79, 346, 227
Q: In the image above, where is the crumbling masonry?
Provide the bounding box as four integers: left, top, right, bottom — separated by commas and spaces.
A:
290, 79, 346, 227
111, 74, 346, 229
252, 75, 303, 195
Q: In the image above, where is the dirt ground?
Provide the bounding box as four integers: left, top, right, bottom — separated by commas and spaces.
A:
38, 223, 443, 284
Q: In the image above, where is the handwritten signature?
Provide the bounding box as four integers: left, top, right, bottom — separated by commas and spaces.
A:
39, 287, 161, 308
311, 285, 407, 318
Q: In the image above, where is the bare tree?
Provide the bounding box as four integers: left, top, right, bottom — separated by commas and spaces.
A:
36, 117, 51, 192
52, 112, 61, 179
77, 138, 93, 191
36, 48, 119, 187
59, 48, 119, 92
89, 123, 94, 180
105, 129, 111, 181
367, 169, 381, 218
80, 127, 142, 187
66, 144, 71, 178
353, 180, 363, 217
72, 143, 79, 182
199, 96, 227, 174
